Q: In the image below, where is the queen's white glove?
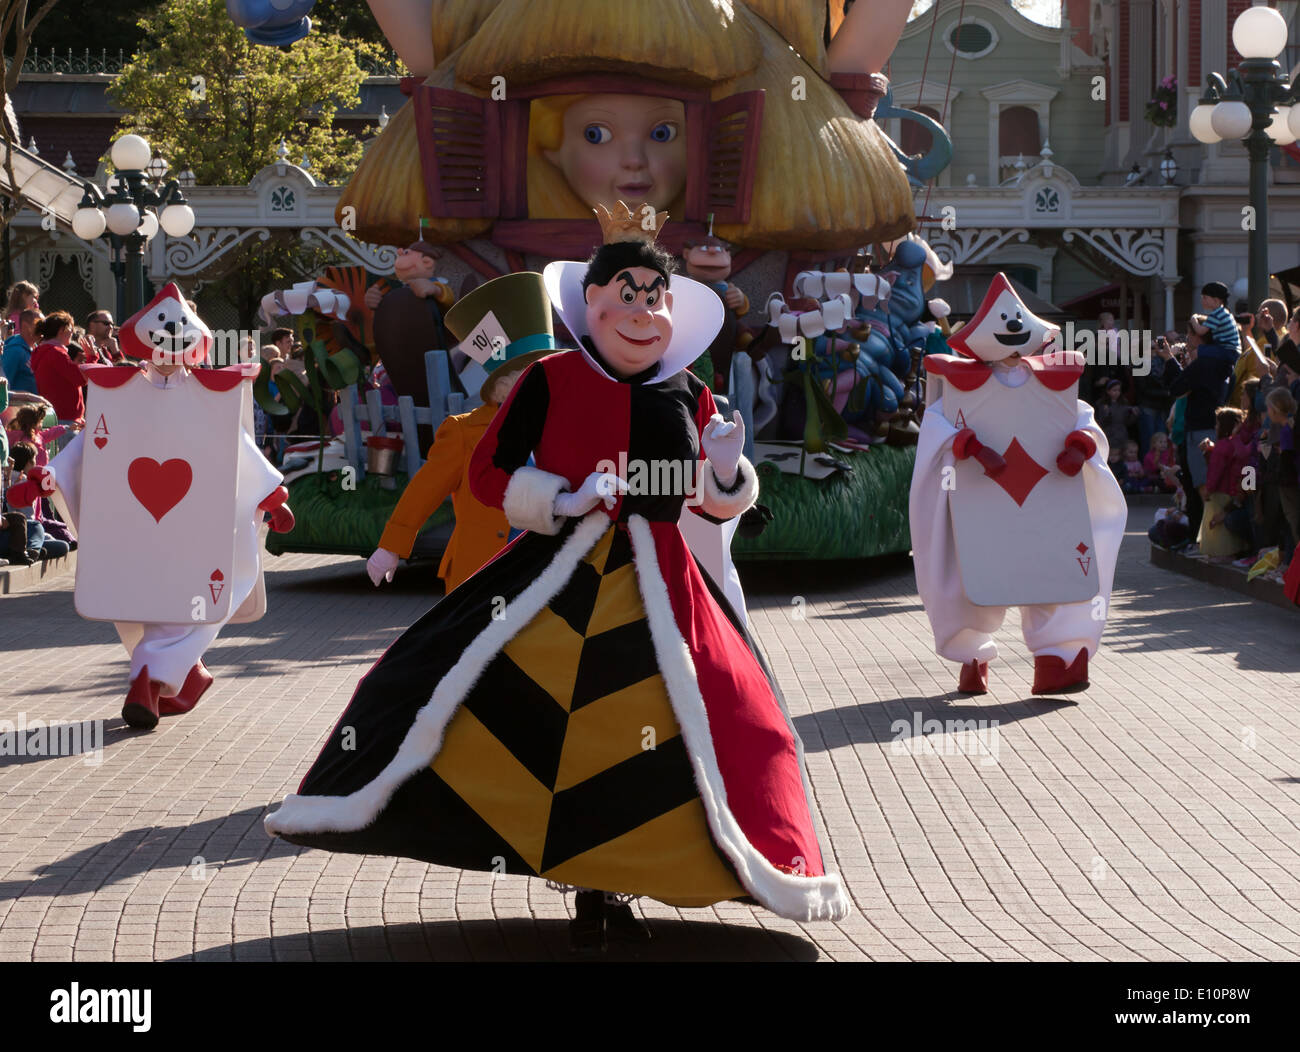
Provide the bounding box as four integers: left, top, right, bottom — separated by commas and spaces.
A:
366, 547, 400, 587
553, 471, 628, 518
702, 411, 745, 486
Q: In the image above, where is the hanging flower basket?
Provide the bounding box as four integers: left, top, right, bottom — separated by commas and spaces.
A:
1146, 75, 1178, 128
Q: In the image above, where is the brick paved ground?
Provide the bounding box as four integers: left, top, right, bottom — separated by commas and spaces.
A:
2, 505, 1298, 962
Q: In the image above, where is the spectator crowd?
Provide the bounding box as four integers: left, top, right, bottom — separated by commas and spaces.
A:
1089, 285, 1300, 582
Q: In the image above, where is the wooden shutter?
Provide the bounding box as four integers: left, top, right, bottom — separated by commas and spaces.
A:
413, 86, 501, 218
703, 90, 765, 224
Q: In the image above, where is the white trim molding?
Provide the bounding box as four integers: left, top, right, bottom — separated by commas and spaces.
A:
981, 80, 1060, 187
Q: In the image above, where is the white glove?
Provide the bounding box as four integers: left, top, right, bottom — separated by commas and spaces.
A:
702, 411, 745, 486
553, 471, 628, 518
366, 547, 400, 587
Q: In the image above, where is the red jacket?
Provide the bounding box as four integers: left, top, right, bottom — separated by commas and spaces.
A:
30, 341, 85, 422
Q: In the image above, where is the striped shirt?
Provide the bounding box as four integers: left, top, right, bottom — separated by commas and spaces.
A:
1204, 305, 1241, 349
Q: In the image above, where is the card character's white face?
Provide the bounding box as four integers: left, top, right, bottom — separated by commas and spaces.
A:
136, 296, 211, 367
963, 287, 1058, 362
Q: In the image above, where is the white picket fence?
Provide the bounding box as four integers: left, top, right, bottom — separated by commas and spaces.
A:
336, 349, 484, 479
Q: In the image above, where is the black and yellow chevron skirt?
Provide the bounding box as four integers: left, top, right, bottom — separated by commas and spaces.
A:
272, 518, 746, 907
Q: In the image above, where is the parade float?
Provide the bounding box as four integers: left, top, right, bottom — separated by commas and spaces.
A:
231, 0, 956, 562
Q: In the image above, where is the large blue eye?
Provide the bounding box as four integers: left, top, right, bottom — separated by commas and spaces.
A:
650, 122, 677, 143
583, 124, 611, 144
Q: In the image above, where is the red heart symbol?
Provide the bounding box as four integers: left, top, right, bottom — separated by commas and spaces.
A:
127, 457, 192, 523
210, 569, 224, 582
94, 436, 108, 450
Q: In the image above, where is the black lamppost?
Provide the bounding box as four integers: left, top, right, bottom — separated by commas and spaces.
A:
1190, 5, 1297, 309
71, 134, 196, 317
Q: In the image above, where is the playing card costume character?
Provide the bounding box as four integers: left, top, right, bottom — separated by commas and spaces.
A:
910, 275, 1126, 696
30, 285, 293, 729
266, 204, 848, 948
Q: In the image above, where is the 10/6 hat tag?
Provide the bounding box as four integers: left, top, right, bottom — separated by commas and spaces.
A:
460, 310, 510, 364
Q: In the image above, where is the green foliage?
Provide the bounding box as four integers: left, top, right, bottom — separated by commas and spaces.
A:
733, 444, 915, 560
256, 336, 361, 474
107, 0, 378, 187
266, 471, 454, 557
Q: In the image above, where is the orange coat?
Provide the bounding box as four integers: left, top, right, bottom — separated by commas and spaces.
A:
377, 403, 510, 590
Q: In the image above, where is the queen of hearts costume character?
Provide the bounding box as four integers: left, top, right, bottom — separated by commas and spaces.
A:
266, 204, 848, 950
909, 275, 1126, 696
25, 285, 294, 729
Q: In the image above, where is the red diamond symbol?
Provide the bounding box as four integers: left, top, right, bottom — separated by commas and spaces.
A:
989, 437, 1047, 507
1076, 542, 1089, 555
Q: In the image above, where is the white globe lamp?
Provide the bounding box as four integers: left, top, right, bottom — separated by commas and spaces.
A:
1210, 100, 1253, 140
159, 202, 196, 238
72, 206, 107, 240
1232, 6, 1288, 60
110, 134, 151, 173
106, 202, 141, 236
1190, 104, 1222, 143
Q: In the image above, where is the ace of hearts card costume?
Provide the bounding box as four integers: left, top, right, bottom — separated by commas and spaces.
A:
909, 275, 1126, 695
45, 284, 286, 715
267, 212, 848, 922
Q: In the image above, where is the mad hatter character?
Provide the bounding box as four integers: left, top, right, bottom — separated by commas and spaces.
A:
366, 272, 559, 592
910, 275, 1126, 696
266, 202, 848, 951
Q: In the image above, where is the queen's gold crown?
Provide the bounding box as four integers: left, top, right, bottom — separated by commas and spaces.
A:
594, 200, 668, 245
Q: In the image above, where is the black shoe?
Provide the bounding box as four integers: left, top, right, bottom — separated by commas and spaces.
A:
569, 890, 606, 955
6, 549, 35, 566
602, 895, 652, 945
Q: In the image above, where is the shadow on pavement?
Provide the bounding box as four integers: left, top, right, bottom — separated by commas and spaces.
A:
165, 917, 819, 962
0, 806, 273, 903
794, 694, 1074, 754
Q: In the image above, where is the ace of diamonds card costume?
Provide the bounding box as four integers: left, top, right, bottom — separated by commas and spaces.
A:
909, 275, 1126, 695
40, 285, 290, 727
267, 207, 848, 923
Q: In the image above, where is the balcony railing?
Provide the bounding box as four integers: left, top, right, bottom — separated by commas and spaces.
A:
20, 48, 127, 74
18, 47, 406, 78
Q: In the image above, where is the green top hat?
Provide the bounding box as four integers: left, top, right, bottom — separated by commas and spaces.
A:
444, 271, 558, 402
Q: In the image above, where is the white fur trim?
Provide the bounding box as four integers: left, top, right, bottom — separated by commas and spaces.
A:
264, 511, 610, 837
502, 465, 568, 535
625, 515, 850, 922
697, 456, 759, 520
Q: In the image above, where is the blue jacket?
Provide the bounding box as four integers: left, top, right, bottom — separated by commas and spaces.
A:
2, 334, 37, 395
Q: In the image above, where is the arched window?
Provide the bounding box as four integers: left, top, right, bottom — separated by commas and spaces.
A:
999, 106, 1041, 157
899, 105, 940, 157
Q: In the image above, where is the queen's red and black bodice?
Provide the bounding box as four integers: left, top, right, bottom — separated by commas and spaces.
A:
265, 347, 849, 921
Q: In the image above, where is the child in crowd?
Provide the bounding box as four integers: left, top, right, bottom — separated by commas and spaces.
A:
3, 441, 71, 559
1189, 281, 1241, 365
1097, 378, 1138, 453
1121, 440, 1150, 494
1198, 407, 1249, 559
1107, 442, 1128, 488
1143, 431, 1179, 492
5, 403, 75, 466
1265, 387, 1299, 571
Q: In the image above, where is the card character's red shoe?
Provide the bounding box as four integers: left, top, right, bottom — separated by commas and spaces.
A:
158, 661, 213, 716
957, 660, 989, 695
1032, 649, 1089, 695
122, 666, 162, 730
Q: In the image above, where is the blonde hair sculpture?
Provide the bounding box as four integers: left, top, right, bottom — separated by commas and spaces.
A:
340, 0, 915, 251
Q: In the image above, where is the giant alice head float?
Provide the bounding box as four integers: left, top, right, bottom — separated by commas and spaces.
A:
119, 282, 213, 369
543, 201, 723, 383
944, 274, 1059, 364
